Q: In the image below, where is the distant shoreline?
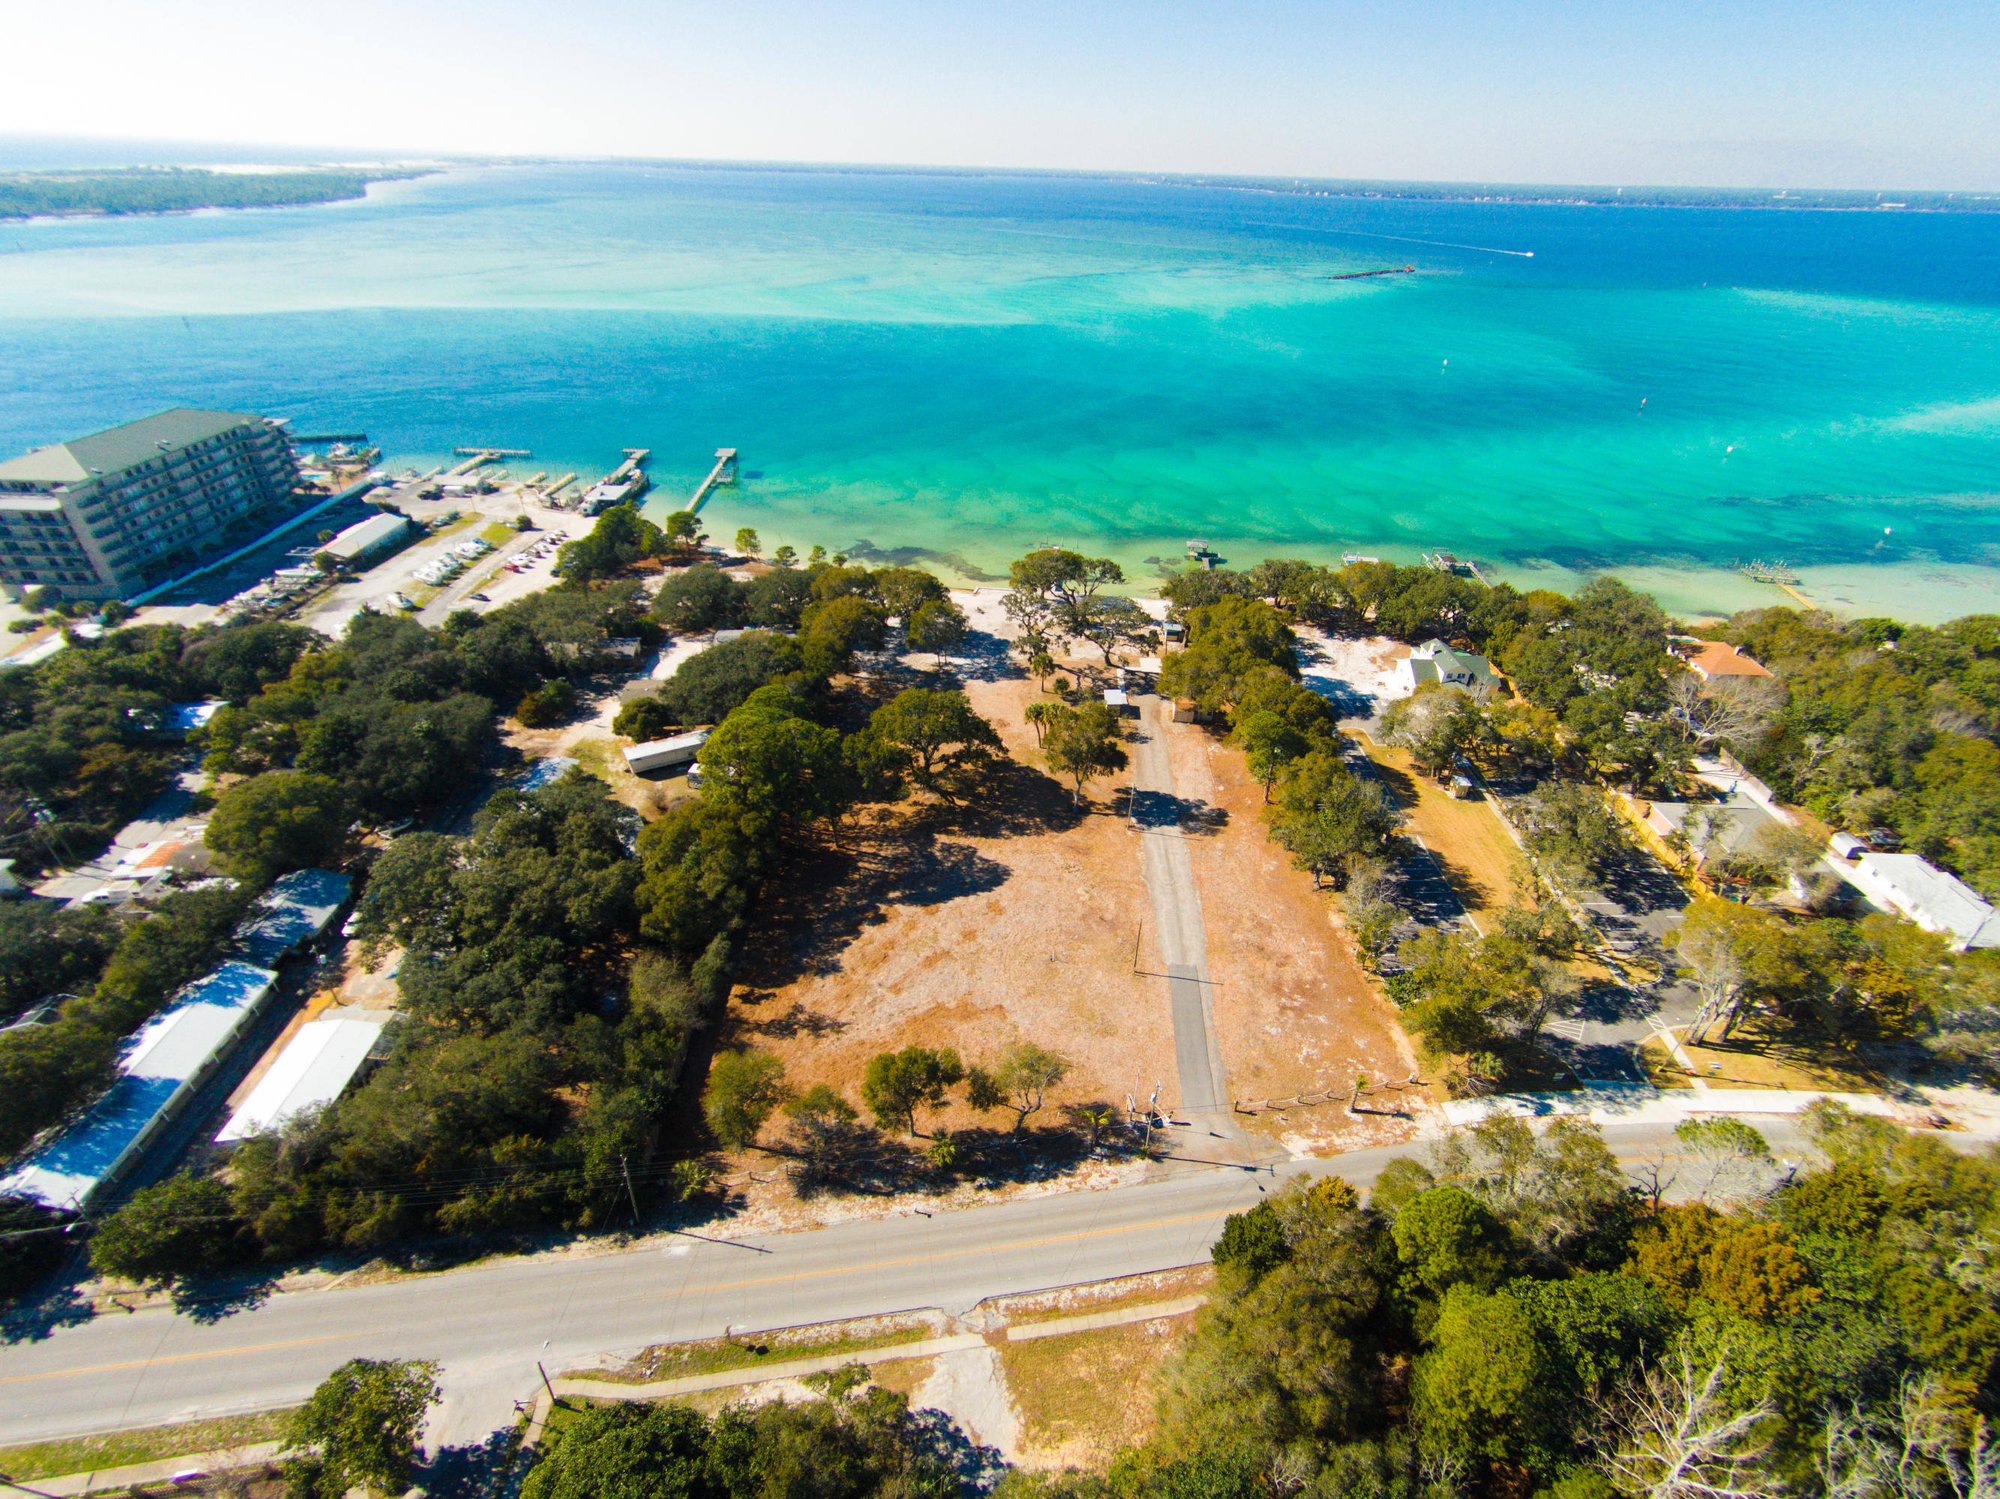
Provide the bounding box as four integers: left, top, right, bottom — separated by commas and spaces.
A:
0, 166, 428, 222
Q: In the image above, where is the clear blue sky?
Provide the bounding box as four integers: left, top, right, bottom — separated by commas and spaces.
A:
4, 0, 1995, 188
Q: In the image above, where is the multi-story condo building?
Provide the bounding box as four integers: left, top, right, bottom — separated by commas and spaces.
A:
0, 408, 301, 601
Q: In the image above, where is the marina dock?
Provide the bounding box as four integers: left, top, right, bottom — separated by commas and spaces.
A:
685, 448, 739, 513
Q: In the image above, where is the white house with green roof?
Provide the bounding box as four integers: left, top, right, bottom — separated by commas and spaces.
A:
1397, 639, 1498, 696
0, 408, 300, 600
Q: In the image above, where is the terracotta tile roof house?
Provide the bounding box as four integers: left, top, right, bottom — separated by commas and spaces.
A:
1680, 640, 1774, 681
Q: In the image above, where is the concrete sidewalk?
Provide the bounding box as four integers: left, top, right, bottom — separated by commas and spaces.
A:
0, 1441, 281, 1497
1442, 1082, 1904, 1129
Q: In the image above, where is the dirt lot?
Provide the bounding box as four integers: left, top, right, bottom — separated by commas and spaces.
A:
718, 671, 1179, 1147
710, 638, 1424, 1176
1356, 735, 1532, 930
1166, 718, 1426, 1151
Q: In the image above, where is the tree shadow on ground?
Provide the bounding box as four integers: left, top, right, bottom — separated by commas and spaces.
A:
1127, 787, 1228, 837
1386, 835, 1476, 931
951, 754, 1083, 839
780, 1117, 1151, 1201
1594, 841, 1690, 921
735, 997, 850, 1039
1296, 643, 1382, 720
907, 1406, 1010, 1494
1360, 748, 1422, 809
169, 1265, 284, 1324
740, 816, 1012, 988
419, 1427, 518, 1499
0, 1273, 93, 1345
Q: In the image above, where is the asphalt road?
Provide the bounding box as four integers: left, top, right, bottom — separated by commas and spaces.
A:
0, 1119, 1819, 1449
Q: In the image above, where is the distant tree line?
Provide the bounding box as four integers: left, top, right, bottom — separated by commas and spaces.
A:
0, 167, 407, 220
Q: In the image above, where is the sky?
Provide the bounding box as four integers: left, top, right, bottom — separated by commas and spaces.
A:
3, 0, 1997, 189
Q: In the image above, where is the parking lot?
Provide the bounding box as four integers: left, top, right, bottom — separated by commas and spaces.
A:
295, 487, 593, 637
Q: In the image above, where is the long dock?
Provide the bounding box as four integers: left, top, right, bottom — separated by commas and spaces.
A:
684, 448, 739, 513
455, 446, 532, 458
545, 473, 578, 498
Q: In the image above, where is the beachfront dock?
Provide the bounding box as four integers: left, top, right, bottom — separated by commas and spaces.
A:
685, 447, 739, 513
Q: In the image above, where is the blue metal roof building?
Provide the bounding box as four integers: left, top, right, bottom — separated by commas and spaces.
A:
1, 961, 279, 1211
234, 868, 352, 968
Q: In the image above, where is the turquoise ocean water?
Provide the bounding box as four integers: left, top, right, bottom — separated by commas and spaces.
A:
0, 163, 1996, 618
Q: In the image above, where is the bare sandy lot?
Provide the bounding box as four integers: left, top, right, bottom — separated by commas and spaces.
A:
715, 631, 1425, 1173
1298, 630, 1412, 722
720, 670, 1178, 1141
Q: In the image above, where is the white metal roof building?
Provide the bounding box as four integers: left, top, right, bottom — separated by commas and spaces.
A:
1, 961, 279, 1210
321, 511, 413, 564
623, 730, 709, 775
1849, 853, 2000, 951
216, 1016, 384, 1145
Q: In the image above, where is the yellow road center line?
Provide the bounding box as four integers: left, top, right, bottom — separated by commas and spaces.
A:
702, 1206, 1233, 1293
0, 1331, 353, 1386
0, 1206, 1239, 1385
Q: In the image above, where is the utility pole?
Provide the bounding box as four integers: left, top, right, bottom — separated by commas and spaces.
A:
620, 1153, 641, 1227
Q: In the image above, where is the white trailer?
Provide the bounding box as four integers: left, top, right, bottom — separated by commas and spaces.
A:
622, 729, 710, 776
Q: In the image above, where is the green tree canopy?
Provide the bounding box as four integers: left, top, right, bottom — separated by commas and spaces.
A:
204, 769, 349, 882
652, 563, 746, 635
88, 1171, 244, 1287
702, 1049, 789, 1148
285, 1357, 439, 1498
860, 1046, 965, 1135
1042, 701, 1128, 805
865, 687, 1000, 802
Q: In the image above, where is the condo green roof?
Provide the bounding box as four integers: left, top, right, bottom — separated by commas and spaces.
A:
0, 408, 272, 487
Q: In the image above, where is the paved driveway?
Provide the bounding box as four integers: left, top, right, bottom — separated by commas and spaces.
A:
1127, 698, 1229, 1123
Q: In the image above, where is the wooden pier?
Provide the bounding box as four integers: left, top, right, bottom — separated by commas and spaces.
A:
684, 448, 739, 513
1326, 264, 1416, 281
454, 446, 532, 459
1423, 550, 1487, 584
545, 473, 578, 498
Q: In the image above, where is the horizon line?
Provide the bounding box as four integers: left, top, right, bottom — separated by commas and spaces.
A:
4, 131, 1997, 201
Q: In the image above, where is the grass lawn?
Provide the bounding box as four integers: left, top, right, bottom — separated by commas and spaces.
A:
1644, 1021, 1878, 1092
0, 1409, 293, 1480
480, 520, 522, 547
1638, 1037, 1695, 1089
997, 1310, 1196, 1465
567, 1318, 934, 1386
1358, 738, 1531, 929
989, 1266, 1211, 1326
